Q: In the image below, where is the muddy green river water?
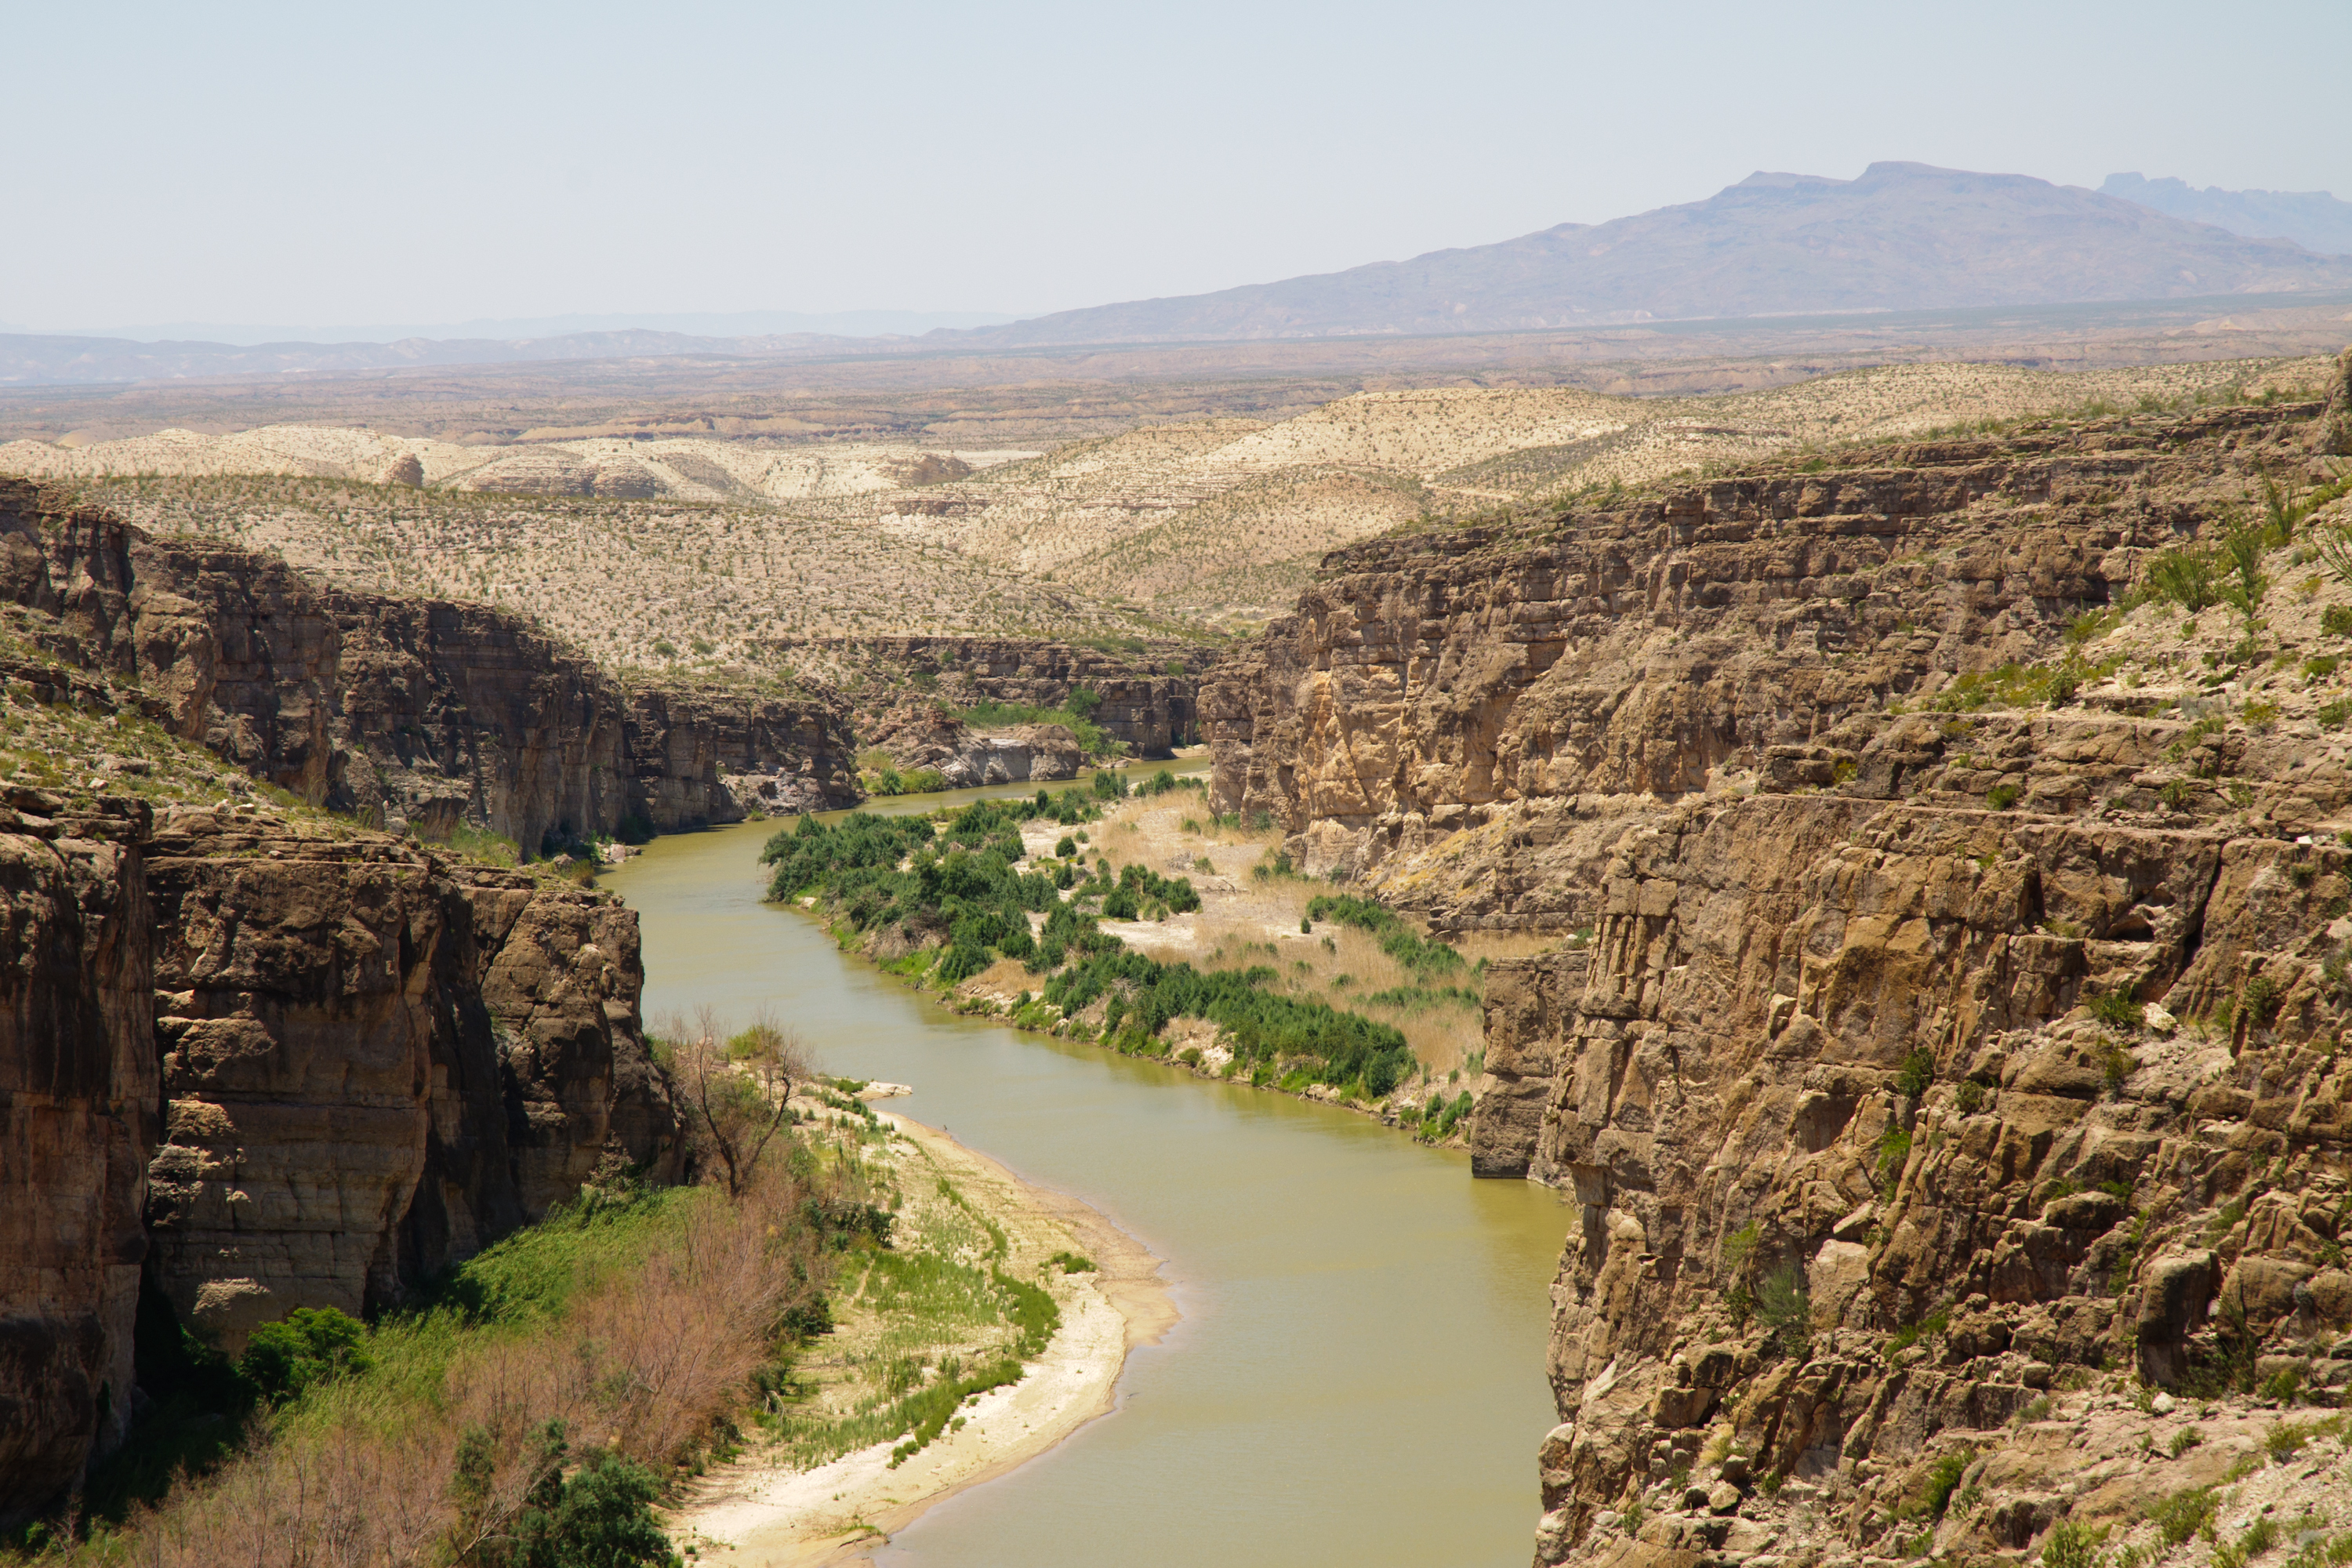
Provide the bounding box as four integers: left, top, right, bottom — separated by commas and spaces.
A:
603, 771, 1570, 1566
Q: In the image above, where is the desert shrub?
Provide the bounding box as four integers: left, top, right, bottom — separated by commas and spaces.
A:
2147, 1485, 2219, 1546
1878, 1127, 1914, 1198
2088, 989, 2140, 1029
2148, 547, 2223, 612
2325, 604, 2352, 638
2168, 1427, 2202, 1458
1988, 782, 2023, 811
1894, 1048, 1935, 1099
1755, 1265, 1811, 1357
2241, 975, 2286, 1029
2042, 1519, 2107, 1568
240, 1308, 372, 1406
1955, 1080, 1987, 1114
1921, 1450, 1973, 1519
1045, 948, 1414, 1096
1305, 894, 1465, 978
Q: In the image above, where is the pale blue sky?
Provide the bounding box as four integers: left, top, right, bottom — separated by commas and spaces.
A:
5, 0, 2347, 336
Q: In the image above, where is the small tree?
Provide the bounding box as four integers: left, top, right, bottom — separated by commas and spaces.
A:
666, 1006, 811, 1200
2220, 523, 2269, 653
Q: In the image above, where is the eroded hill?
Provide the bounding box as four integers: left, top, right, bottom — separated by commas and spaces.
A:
5, 358, 2331, 648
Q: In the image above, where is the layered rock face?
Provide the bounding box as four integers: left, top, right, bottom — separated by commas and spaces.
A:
0, 790, 682, 1519
0, 796, 154, 1518
775, 633, 1201, 755
858, 697, 1083, 786
1207, 399, 2352, 1563
0, 478, 859, 853
0, 479, 738, 1517
622, 684, 859, 825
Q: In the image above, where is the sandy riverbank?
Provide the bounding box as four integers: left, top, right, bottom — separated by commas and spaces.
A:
667, 1111, 1175, 1566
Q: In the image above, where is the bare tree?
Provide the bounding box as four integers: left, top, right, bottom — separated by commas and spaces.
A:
665, 1006, 812, 1200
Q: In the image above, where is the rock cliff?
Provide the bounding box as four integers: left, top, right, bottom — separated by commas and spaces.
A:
0, 478, 781, 1519
1, 477, 859, 855
1206, 387, 2352, 1564
0, 786, 682, 1520
772, 633, 1201, 757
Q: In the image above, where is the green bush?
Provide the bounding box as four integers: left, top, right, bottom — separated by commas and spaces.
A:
2242, 975, 2285, 1029
239, 1306, 372, 1405
1955, 1080, 1987, 1114
1987, 782, 2023, 811
1894, 1048, 1935, 1099
2042, 1519, 2107, 1568
2089, 989, 2140, 1029
1922, 1448, 1973, 1519
2147, 1485, 2218, 1547
1045, 948, 1414, 1096
2324, 604, 2352, 638
1755, 1265, 1811, 1357
1305, 895, 1465, 978
2148, 547, 2224, 612
1878, 1127, 1914, 1199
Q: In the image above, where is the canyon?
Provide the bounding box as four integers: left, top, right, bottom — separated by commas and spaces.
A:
11, 343, 2352, 1559
1203, 350, 2352, 1563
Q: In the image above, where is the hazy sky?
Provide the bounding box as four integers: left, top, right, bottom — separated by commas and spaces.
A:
7, 0, 2348, 334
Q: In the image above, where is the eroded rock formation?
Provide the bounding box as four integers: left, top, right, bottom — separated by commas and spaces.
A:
772, 633, 1201, 756
1206, 397, 2352, 1564
0, 477, 858, 852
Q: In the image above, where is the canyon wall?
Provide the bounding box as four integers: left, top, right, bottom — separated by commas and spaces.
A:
0, 787, 684, 1521
1, 477, 859, 854
773, 632, 1201, 756
1206, 395, 2352, 1564
0, 480, 773, 1519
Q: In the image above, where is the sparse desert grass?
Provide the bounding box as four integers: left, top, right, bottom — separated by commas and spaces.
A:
9, 354, 2331, 638
1080, 799, 1510, 1078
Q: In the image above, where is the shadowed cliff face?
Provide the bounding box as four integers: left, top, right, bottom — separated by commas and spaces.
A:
1205, 386, 2352, 1566
0, 478, 860, 852
0, 479, 773, 1520
0, 797, 154, 1516
0, 790, 684, 1521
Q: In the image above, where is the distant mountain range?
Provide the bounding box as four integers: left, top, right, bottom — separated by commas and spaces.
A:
956, 163, 2352, 347
0, 327, 895, 388
19, 309, 1018, 348
9, 162, 2350, 387
2100, 173, 2352, 258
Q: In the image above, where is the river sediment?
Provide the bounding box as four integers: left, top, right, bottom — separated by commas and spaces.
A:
672, 1112, 1173, 1565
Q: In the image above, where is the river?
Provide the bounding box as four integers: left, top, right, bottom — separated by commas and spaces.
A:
603, 771, 1571, 1566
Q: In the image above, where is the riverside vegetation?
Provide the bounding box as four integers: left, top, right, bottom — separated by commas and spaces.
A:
4, 1004, 1091, 1568
762, 771, 1514, 1127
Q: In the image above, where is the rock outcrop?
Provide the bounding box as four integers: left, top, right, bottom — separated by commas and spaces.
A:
858, 696, 1083, 787
772, 633, 1202, 756
1204, 395, 2352, 1564
0, 789, 682, 1521
0, 477, 860, 851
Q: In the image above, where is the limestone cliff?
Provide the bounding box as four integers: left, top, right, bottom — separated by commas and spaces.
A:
0, 789, 682, 1519
0, 794, 154, 1518
1207, 387, 2352, 1565
772, 633, 1201, 757
0, 477, 859, 854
